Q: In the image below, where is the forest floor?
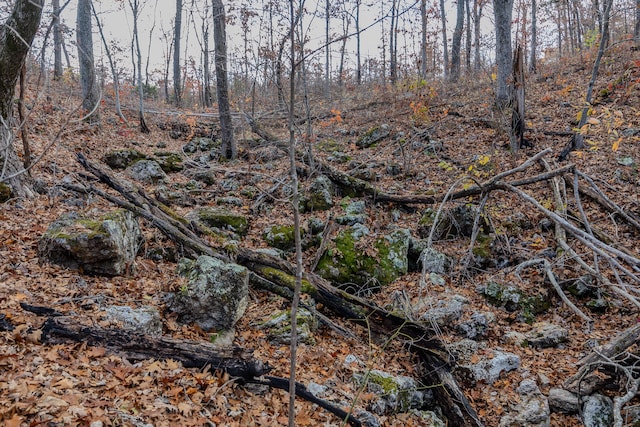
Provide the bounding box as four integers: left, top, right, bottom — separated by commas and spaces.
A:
2, 44, 640, 427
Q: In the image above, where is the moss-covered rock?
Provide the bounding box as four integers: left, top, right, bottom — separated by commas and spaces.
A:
315, 225, 410, 291
103, 149, 147, 169
353, 369, 431, 415
153, 151, 184, 172
263, 224, 302, 251
302, 175, 334, 212
38, 210, 143, 276
356, 124, 390, 148
479, 281, 551, 323
0, 182, 12, 203
257, 308, 317, 345
189, 207, 249, 236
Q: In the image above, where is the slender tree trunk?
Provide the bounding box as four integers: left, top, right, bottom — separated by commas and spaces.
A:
53, 0, 63, 79
203, 19, 212, 108
465, 0, 472, 70
493, 0, 514, 108
0, 0, 44, 198
530, 0, 537, 73
450, 0, 465, 81
173, 0, 183, 106
324, 0, 330, 97
91, 2, 126, 122
510, 45, 525, 151
439, 0, 449, 78
212, 0, 235, 160
389, 0, 398, 84
130, 0, 149, 133
355, 0, 362, 85
77, 0, 100, 124
420, 0, 428, 79
473, 0, 482, 70
635, 0, 640, 45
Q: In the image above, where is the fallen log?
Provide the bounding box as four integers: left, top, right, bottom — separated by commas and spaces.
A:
71, 153, 483, 426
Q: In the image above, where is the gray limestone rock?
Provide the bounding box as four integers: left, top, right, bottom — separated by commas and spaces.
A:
582, 394, 613, 427
105, 305, 162, 336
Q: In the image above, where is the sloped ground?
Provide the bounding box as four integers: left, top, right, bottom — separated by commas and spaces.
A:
2, 44, 640, 426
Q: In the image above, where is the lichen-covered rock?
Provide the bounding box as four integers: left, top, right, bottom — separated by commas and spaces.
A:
154, 184, 195, 207
189, 207, 249, 236
105, 305, 162, 336
478, 281, 551, 323
336, 199, 368, 225
263, 224, 300, 251
38, 210, 142, 276
458, 311, 496, 339
357, 124, 390, 148
353, 369, 433, 415
153, 151, 184, 172
582, 394, 613, 427
315, 226, 410, 291
525, 322, 569, 348
257, 308, 317, 345
417, 293, 469, 327
548, 388, 580, 414
183, 137, 219, 153
455, 347, 521, 385
102, 149, 147, 169
499, 379, 550, 427
168, 256, 249, 333
303, 175, 334, 211
127, 159, 168, 184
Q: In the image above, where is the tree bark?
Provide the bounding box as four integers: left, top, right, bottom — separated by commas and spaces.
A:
0, 0, 43, 198
129, 0, 149, 133
212, 0, 235, 159
420, 0, 428, 79
530, 0, 537, 73
450, 0, 465, 81
439, 0, 449, 78
76, 0, 100, 123
493, 0, 514, 108
173, 0, 183, 106
53, 0, 63, 79
510, 45, 526, 151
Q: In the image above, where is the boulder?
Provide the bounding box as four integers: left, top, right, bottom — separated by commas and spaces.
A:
153, 151, 184, 172
168, 256, 249, 336
353, 369, 433, 415
38, 210, 142, 276
417, 293, 469, 328
105, 305, 162, 336
102, 149, 147, 170
315, 226, 410, 292
336, 199, 367, 225
499, 379, 550, 427
264, 224, 300, 252
458, 311, 496, 339
127, 159, 168, 184
455, 347, 521, 385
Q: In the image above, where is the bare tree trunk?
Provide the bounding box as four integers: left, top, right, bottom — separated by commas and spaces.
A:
389, 0, 398, 84
129, 0, 149, 133
324, 0, 330, 97
510, 45, 525, 151
77, 0, 100, 124
0, 0, 43, 199
355, 0, 362, 85
420, 0, 428, 78
493, 0, 514, 108
473, 0, 483, 70
212, 0, 235, 160
202, 17, 212, 108
91, 2, 126, 122
439, 0, 449, 78
465, 0, 472, 70
530, 0, 537, 73
635, 0, 640, 46
53, 0, 63, 79
173, 0, 183, 106
450, 0, 465, 81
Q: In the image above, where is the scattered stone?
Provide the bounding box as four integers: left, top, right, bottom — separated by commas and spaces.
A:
478, 281, 551, 323
548, 388, 580, 414
307, 217, 326, 234
188, 207, 249, 236
418, 246, 450, 274
582, 394, 613, 427
102, 149, 147, 169
353, 369, 432, 415
327, 151, 351, 163
183, 137, 218, 153
586, 298, 609, 313
417, 293, 469, 328
499, 379, 550, 427
417, 204, 489, 240
357, 124, 390, 148
155, 185, 195, 207
386, 163, 402, 176
458, 311, 496, 339
565, 275, 597, 298
127, 159, 168, 184
0, 182, 12, 203
257, 308, 317, 345
457, 349, 521, 385
315, 226, 410, 292
354, 409, 381, 427
216, 196, 243, 206
38, 210, 142, 276
410, 410, 446, 427
525, 322, 569, 348
617, 156, 635, 166
105, 305, 162, 336
306, 381, 328, 398
168, 256, 249, 336
502, 331, 527, 346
